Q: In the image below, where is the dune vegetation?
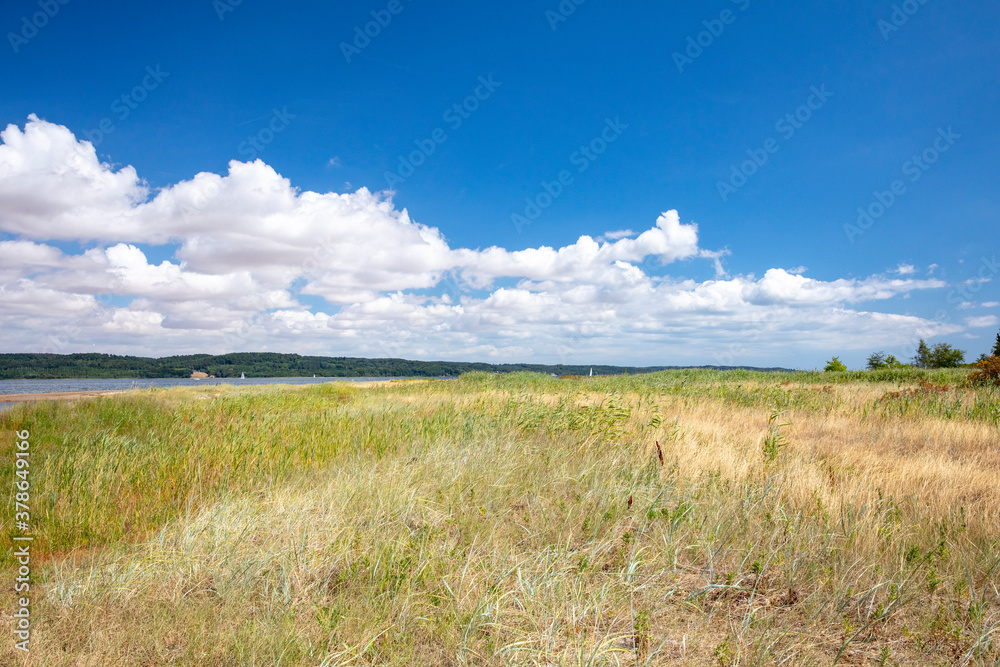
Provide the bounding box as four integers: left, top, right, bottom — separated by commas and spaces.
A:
2, 369, 999, 665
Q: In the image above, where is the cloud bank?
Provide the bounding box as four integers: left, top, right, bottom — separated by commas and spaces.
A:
0, 115, 959, 366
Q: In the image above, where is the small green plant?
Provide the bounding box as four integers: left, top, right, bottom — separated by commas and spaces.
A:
713, 637, 734, 666
315, 604, 343, 632
761, 409, 791, 462
926, 566, 940, 594
633, 609, 651, 658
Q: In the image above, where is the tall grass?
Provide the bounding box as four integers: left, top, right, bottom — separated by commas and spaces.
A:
2, 370, 998, 665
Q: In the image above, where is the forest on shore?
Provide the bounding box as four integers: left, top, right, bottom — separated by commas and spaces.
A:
0, 352, 793, 380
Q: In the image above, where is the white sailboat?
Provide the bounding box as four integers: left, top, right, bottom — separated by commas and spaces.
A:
240, 372, 245, 379
589, 368, 593, 377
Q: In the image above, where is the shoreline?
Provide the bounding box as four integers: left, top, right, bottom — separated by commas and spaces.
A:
0, 390, 127, 403
0, 379, 435, 404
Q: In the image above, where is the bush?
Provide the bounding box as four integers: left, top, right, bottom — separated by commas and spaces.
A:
867, 352, 902, 370
966, 356, 1000, 387
824, 356, 847, 372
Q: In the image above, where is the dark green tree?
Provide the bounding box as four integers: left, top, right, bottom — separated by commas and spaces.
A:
913, 340, 931, 369
992, 331, 1000, 358
927, 343, 965, 368
866, 352, 887, 370
868, 352, 904, 369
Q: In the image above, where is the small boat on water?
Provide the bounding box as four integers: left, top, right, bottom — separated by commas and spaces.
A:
240, 372, 245, 379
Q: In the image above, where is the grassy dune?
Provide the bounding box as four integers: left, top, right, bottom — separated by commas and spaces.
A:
2, 370, 999, 665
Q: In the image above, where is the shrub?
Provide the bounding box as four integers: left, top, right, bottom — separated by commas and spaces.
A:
824, 356, 847, 372
867, 352, 903, 370
966, 356, 1000, 387
867, 352, 886, 370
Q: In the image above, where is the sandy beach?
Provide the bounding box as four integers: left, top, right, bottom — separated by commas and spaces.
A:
0, 390, 126, 403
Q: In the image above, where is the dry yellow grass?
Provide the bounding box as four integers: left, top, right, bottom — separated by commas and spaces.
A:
2, 370, 998, 665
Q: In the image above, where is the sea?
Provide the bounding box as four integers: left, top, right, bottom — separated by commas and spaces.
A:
0, 376, 429, 410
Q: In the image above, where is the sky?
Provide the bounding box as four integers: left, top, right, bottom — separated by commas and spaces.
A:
0, 0, 998, 369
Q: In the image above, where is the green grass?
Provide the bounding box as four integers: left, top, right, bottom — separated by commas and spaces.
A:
1, 369, 998, 665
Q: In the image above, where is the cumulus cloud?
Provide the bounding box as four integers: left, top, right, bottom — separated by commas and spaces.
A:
597, 229, 636, 242
0, 115, 962, 365
451, 211, 701, 289
0, 115, 148, 241
966, 315, 999, 329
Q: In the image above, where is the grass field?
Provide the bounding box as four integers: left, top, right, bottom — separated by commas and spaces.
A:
2, 369, 999, 665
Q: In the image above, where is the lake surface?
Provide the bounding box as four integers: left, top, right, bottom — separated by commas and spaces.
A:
0, 376, 432, 404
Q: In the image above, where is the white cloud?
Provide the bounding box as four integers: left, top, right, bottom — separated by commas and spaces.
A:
0, 281, 99, 318
102, 308, 165, 335
452, 211, 701, 289
0, 116, 962, 365
597, 229, 635, 242
0, 115, 148, 241
965, 315, 999, 328
982, 301, 999, 308
893, 263, 917, 275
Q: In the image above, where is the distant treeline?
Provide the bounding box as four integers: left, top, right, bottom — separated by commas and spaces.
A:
0, 353, 792, 380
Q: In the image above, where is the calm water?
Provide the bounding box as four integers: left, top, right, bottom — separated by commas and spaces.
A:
0, 377, 430, 407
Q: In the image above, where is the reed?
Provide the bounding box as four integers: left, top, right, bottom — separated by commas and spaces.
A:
1, 370, 997, 664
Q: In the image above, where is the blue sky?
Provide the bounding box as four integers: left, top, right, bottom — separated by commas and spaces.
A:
0, 0, 997, 368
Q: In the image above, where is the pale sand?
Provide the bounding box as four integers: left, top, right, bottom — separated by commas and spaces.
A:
0, 379, 428, 404
0, 390, 126, 403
